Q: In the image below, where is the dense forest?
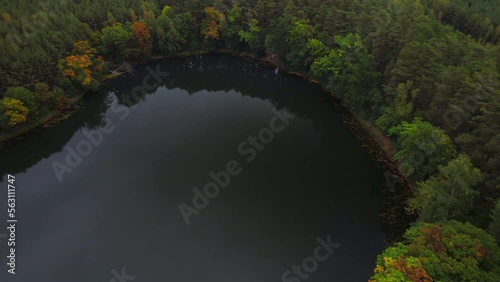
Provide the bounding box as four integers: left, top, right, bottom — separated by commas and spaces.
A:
0, 0, 499, 280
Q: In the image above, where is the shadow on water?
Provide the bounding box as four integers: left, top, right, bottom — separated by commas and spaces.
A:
0, 54, 411, 281
0, 54, 341, 182
0, 53, 410, 237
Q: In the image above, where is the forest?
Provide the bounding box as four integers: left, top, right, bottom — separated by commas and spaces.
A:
0, 0, 499, 280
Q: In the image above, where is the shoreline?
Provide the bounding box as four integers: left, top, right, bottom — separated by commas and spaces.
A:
0, 94, 84, 145
0, 50, 413, 240
228, 51, 414, 240
0, 51, 209, 145
0, 50, 403, 176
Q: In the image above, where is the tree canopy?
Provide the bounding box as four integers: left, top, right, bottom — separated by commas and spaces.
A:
0, 1, 499, 280
370, 221, 500, 281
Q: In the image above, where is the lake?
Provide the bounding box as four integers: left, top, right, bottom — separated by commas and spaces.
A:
0, 54, 388, 281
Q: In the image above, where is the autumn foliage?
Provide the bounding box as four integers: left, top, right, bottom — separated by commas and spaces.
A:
202, 7, 225, 42
59, 40, 104, 88
0, 98, 28, 126
131, 21, 152, 56
370, 221, 500, 281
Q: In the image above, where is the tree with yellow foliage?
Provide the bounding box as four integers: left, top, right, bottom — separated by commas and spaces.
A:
202, 7, 226, 44
0, 98, 29, 126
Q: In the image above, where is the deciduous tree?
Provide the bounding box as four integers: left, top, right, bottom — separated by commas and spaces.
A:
376, 81, 418, 132
101, 23, 132, 61
3, 86, 39, 120
155, 14, 183, 54
0, 97, 29, 126
411, 154, 483, 222
371, 221, 500, 281
389, 118, 457, 180
201, 7, 226, 44
238, 19, 265, 53
310, 34, 381, 116
130, 21, 153, 59
59, 41, 104, 89
286, 19, 315, 68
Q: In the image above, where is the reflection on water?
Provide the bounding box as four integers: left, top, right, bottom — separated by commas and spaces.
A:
0, 54, 389, 282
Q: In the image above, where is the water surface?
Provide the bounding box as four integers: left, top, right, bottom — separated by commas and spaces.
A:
0, 54, 387, 281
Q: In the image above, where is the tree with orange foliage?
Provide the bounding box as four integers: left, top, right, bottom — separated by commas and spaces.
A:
59, 40, 104, 89
370, 221, 500, 281
1, 12, 12, 23
130, 21, 152, 59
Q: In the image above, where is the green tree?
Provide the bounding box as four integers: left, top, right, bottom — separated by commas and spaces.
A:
385, 40, 442, 112
490, 199, 500, 243
265, 15, 294, 58
172, 12, 198, 50
255, 0, 277, 27
310, 34, 381, 116
100, 22, 132, 61
33, 82, 58, 110
238, 19, 265, 53
376, 81, 418, 133
389, 118, 457, 180
370, 221, 500, 281
411, 155, 483, 222
285, 19, 315, 68
224, 5, 244, 49
161, 5, 173, 17
306, 38, 329, 59
106, 12, 116, 26
155, 14, 183, 54
456, 79, 500, 194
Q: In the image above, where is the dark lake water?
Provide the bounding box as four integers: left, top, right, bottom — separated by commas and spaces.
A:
0, 54, 388, 282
